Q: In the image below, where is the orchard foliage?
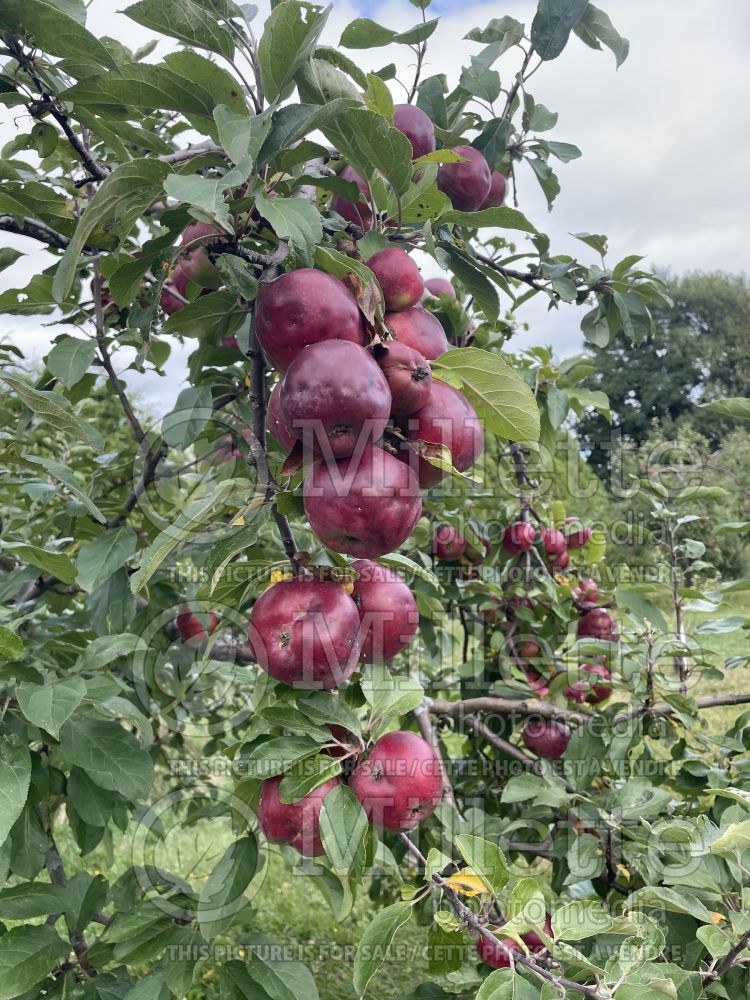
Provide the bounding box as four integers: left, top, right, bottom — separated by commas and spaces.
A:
1, 1, 750, 999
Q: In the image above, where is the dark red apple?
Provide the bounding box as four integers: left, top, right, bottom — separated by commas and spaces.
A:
180, 221, 225, 289
267, 379, 297, 452
541, 528, 567, 557
258, 774, 341, 857
437, 146, 491, 212
502, 522, 535, 555
367, 247, 424, 312
221, 335, 239, 350
393, 104, 436, 159
281, 341, 391, 459
526, 670, 549, 698
176, 610, 219, 645
248, 578, 361, 688
349, 730, 442, 830
304, 445, 422, 558
578, 608, 618, 642
564, 663, 611, 705
160, 263, 189, 315
331, 165, 372, 230
403, 380, 484, 488
514, 639, 540, 660
476, 935, 521, 969
352, 559, 418, 662
376, 342, 432, 416
481, 170, 507, 209
384, 306, 450, 360
565, 517, 592, 549
255, 268, 365, 372
552, 549, 570, 570
522, 718, 570, 759
324, 723, 364, 760
573, 577, 601, 608
522, 913, 554, 952
425, 277, 456, 298
432, 524, 466, 561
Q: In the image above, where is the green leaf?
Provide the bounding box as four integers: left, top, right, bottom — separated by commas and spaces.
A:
365, 73, 394, 121
0, 925, 68, 1000
244, 948, 320, 1000
63, 871, 109, 935
0, 882, 67, 920
0, 0, 118, 72
16, 677, 87, 739
615, 588, 669, 633
319, 785, 368, 876
79, 632, 147, 672
0, 741, 31, 847
454, 835, 508, 894
473, 118, 512, 168
258, 0, 330, 102
321, 106, 414, 196
710, 820, 750, 855
76, 527, 137, 593
552, 900, 614, 941
163, 288, 247, 340
378, 552, 443, 592
353, 901, 413, 994
0, 625, 23, 661
574, 3, 629, 67
278, 755, 342, 803
162, 385, 215, 448
53, 159, 170, 301
198, 835, 259, 939
340, 17, 438, 48
361, 662, 424, 718
530, 0, 590, 60
1, 373, 104, 451
0, 248, 23, 273
465, 16, 524, 51
59, 716, 154, 800
215, 104, 273, 165
437, 246, 499, 322
124, 0, 236, 58
527, 154, 560, 208
24, 455, 107, 523
241, 737, 321, 778
2, 542, 77, 584
699, 397, 750, 421
435, 348, 540, 443
205, 507, 272, 593
440, 204, 536, 233
130, 479, 237, 592
254, 192, 322, 268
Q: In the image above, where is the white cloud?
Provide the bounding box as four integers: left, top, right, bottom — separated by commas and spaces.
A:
1, 0, 748, 411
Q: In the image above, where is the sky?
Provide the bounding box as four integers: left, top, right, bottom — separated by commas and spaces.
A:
1, 0, 749, 416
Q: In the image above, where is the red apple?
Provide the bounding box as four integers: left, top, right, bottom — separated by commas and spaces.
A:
176, 610, 219, 645
267, 379, 297, 452
281, 341, 391, 459
481, 170, 507, 209
376, 342, 432, 416
258, 775, 341, 857
304, 445, 422, 558
255, 268, 365, 372
367, 247, 424, 312
437, 146, 491, 212
393, 104, 436, 159
331, 165, 373, 230
180, 221, 225, 289
160, 263, 190, 315
248, 578, 361, 688
564, 663, 611, 705
384, 306, 450, 360
425, 277, 456, 298
502, 522, 535, 555
476, 934, 521, 969
572, 577, 601, 608
349, 730, 442, 830
324, 723, 364, 760
541, 528, 567, 557
432, 523, 466, 561
352, 559, 418, 662
578, 608, 618, 642
565, 517, 592, 549
522, 718, 570, 759
522, 913, 554, 952
525, 670, 549, 698
403, 380, 484, 488
552, 549, 570, 570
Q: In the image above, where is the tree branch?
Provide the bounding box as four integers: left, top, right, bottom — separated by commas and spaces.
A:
428, 696, 586, 726
414, 700, 458, 811
0, 215, 70, 249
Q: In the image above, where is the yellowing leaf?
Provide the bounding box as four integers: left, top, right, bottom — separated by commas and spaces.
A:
443, 870, 487, 897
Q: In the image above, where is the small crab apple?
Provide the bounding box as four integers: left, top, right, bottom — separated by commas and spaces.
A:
502, 521, 536, 555
573, 577, 602, 608
403, 380, 484, 488
248, 579, 361, 689
393, 103, 436, 159
258, 775, 341, 857
255, 268, 365, 372
176, 610, 219, 645
331, 165, 373, 230
437, 146, 491, 212
267, 380, 297, 453
541, 528, 567, 557
352, 559, 418, 662
304, 445, 422, 559
552, 549, 570, 571
367, 247, 424, 312
425, 277, 456, 298
476, 934, 521, 969
376, 342, 432, 416
522, 718, 570, 759
481, 169, 507, 209
281, 341, 391, 459
432, 523, 466, 561
349, 731, 443, 830
578, 608, 618, 642
565, 517, 592, 549
564, 663, 612, 705
180, 221, 226, 289
384, 306, 450, 360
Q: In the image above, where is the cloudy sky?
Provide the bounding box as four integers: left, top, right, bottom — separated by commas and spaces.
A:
1, 0, 749, 415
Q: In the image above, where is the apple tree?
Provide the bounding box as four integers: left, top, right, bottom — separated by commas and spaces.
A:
1, 1, 750, 998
